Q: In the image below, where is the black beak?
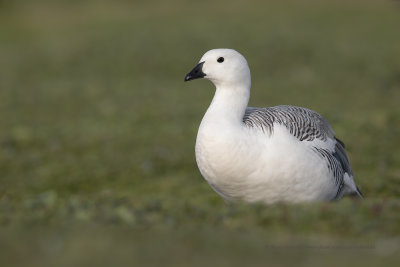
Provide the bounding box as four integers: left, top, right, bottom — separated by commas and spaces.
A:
184, 61, 206, 82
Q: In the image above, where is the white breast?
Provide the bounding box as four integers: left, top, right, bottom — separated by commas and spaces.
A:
196, 122, 337, 204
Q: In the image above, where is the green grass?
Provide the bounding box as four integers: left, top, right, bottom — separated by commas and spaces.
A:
1, 0, 400, 266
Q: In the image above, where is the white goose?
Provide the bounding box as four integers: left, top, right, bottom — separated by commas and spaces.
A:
184, 48, 363, 204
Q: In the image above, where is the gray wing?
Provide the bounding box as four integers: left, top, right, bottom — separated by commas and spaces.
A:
243, 105, 335, 141
243, 105, 359, 199
313, 140, 353, 199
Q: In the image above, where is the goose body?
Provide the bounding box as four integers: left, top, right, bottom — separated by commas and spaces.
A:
184, 49, 362, 204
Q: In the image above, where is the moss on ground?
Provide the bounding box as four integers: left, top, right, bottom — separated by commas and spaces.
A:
1, 0, 400, 265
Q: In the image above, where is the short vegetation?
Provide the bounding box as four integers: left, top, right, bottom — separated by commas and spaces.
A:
1, 0, 399, 266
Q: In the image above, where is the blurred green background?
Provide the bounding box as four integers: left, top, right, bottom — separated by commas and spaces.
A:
1, 0, 400, 266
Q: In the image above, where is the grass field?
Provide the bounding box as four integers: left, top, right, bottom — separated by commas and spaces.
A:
1, 0, 400, 266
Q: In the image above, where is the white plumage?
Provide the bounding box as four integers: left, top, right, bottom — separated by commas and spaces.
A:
184, 48, 362, 204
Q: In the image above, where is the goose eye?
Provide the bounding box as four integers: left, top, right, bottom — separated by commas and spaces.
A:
217, 57, 224, 63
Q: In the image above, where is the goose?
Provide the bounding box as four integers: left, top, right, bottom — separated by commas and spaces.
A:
184, 48, 363, 204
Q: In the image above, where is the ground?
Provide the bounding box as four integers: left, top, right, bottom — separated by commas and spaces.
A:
1, 0, 400, 266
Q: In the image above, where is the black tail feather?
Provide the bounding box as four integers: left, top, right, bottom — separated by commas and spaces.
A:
356, 186, 364, 198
